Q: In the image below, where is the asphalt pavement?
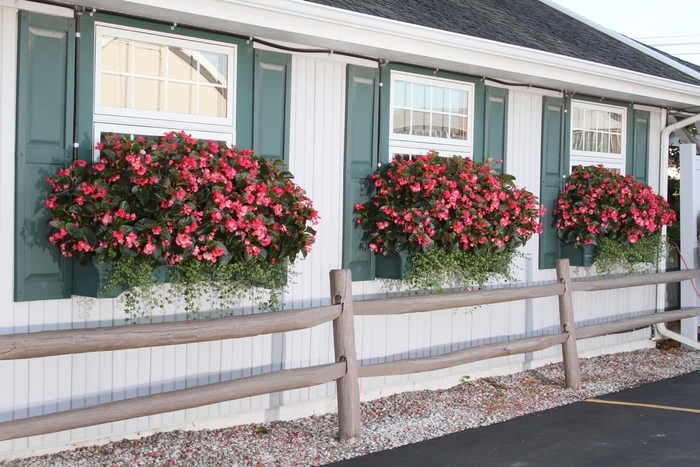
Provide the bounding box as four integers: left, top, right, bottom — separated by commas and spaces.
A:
327, 371, 700, 467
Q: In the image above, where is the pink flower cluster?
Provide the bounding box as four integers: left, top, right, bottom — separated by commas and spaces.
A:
553, 164, 675, 246
45, 132, 319, 267
354, 153, 544, 255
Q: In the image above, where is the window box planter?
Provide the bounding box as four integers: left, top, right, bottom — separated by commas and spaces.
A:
375, 251, 411, 280
560, 243, 596, 268
72, 257, 168, 299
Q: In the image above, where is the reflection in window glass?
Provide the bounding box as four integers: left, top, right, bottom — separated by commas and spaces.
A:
392, 79, 469, 142
570, 105, 623, 155
100, 35, 229, 118
393, 109, 410, 135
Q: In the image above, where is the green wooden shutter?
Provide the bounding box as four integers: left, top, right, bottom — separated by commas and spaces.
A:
483, 86, 508, 173
539, 96, 567, 269
253, 49, 291, 162
628, 109, 650, 183
15, 12, 75, 301
343, 65, 379, 281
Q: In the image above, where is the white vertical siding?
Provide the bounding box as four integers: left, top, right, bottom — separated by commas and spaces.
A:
285, 55, 347, 403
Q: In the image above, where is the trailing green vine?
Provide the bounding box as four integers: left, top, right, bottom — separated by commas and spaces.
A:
406, 248, 520, 294
594, 233, 666, 276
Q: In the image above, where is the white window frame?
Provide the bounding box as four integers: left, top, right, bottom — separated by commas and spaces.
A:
389, 71, 474, 158
94, 23, 237, 135
569, 100, 626, 174
93, 123, 233, 162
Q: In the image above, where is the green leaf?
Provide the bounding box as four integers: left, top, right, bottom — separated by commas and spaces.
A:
65, 223, 82, 238
81, 227, 97, 246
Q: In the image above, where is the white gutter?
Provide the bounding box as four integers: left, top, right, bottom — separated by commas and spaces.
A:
659, 113, 700, 197
654, 323, 700, 351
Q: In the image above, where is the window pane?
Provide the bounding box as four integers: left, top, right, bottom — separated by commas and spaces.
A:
200, 51, 228, 81
450, 115, 467, 140
597, 111, 610, 131
584, 131, 596, 151
597, 132, 609, 153
101, 74, 131, 107
432, 87, 449, 112
167, 82, 196, 114
432, 113, 448, 138
168, 47, 198, 81
393, 109, 410, 134
133, 78, 164, 111
611, 133, 622, 154
394, 81, 409, 108
102, 37, 130, 73
572, 108, 584, 129
199, 86, 227, 117
610, 114, 622, 132
133, 42, 165, 78
413, 84, 429, 110
451, 89, 467, 114
412, 111, 429, 136
572, 130, 583, 151
584, 110, 596, 130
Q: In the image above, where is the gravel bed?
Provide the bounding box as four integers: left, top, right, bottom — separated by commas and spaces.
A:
4, 346, 700, 467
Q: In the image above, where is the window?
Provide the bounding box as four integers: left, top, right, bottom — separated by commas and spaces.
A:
93, 123, 231, 161
94, 24, 236, 154
389, 72, 474, 157
570, 101, 626, 173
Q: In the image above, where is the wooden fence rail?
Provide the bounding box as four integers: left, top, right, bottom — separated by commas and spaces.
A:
1, 260, 700, 444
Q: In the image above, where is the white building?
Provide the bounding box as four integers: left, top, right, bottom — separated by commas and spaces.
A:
2, 0, 700, 457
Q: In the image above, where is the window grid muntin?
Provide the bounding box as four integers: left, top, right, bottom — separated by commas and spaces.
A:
100, 37, 228, 117
392, 80, 469, 140
389, 72, 474, 157
95, 24, 235, 128
570, 101, 626, 174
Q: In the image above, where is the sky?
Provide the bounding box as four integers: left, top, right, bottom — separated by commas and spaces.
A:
551, 0, 700, 67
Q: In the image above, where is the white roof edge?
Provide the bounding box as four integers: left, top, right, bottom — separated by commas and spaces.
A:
540, 0, 700, 83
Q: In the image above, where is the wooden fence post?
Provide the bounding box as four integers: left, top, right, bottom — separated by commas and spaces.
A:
330, 269, 361, 443
556, 258, 581, 389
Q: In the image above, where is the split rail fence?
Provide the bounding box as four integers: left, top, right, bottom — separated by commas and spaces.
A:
2, 259, 700, 443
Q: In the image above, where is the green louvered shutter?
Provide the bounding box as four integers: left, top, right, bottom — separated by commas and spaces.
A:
253, 49, 291, 162
628, 109, 650, 183
483, 86, 508, 173
539, 96, 567, 269
343, 65, 379, 281
15, 12, 75, 301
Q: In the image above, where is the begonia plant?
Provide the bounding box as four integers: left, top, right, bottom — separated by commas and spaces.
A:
45, 131, 319, 318
553, 164, 676, 274
354, 152, 544, 292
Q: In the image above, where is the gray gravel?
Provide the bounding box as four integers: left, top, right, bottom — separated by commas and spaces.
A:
3, 346, 700, 467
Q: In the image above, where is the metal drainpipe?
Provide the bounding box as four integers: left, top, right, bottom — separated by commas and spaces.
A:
656, 113, 700, 347
658, 113, 700, 195
654, 323, 700, 350
72, 6, 83, 161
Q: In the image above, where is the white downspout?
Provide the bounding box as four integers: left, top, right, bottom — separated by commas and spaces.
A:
654, 323, 700, 351
657, 114, 700, 349
659, 114, 700, 196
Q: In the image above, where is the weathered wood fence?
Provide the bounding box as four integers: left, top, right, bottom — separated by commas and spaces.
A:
2, 259, 700, 444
